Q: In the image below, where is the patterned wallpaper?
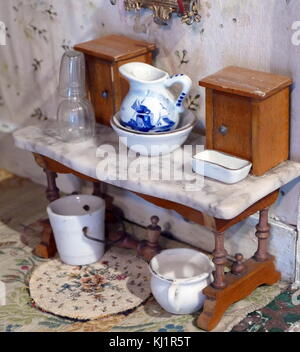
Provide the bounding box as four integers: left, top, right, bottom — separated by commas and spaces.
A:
0, 0, 111, 126
0, 0, 286, 129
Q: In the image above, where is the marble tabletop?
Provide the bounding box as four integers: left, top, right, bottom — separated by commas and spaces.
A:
13, 122, 300, 220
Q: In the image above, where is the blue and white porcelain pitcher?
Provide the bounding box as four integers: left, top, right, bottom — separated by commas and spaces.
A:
119, 62, 192, 133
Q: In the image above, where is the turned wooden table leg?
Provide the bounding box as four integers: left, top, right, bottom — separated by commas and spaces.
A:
137, 216, 162, 261
92, 182, 103, 197
198, 207, 281, 331
45, 169, 60, 202
34, 168, 59, 258
95, 182, 124, 224
93, 180, 137, 249
254, 208, 270, 262
212, 230, 228, 289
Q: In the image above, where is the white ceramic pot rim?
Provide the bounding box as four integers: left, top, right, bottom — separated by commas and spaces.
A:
47, 194, 105, 219
149, 248, 214, 284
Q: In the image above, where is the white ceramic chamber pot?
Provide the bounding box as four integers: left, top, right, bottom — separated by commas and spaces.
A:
119, 62, 192, 133
149, 248, 214, 315
47, 194, 105, 265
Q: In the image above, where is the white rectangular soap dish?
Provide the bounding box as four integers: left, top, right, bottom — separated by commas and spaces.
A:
192, 150, 252, 184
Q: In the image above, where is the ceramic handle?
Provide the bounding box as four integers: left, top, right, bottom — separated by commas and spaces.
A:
168, 283, 181, 313
82, 226, 120, 246
165, 74, 192, 113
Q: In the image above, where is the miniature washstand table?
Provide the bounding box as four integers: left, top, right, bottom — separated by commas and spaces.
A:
13, 122, 300, 331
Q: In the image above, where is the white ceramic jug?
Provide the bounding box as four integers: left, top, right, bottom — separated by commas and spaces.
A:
119, 62, 192, 133
149, 248, 214, 314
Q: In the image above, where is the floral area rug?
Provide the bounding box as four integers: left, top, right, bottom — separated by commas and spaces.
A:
29, 248, 151, 320
0, 171, 286, 332
231, 287, 300, 332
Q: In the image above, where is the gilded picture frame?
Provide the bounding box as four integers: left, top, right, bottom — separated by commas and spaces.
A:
123, 0, 201, 25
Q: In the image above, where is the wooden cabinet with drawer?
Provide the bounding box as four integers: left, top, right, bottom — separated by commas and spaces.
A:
74, 35, 156, 126
199, 66, 292, 176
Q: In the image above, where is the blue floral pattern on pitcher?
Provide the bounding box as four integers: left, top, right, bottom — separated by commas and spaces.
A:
119, 63, 192, 133
122, 96, 175, 133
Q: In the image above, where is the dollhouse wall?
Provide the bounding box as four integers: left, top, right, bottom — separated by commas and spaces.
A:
0, 1, 300, 282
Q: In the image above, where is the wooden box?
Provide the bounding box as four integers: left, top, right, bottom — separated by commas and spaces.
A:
74, 35, 156, 125
199, 66, 292, 176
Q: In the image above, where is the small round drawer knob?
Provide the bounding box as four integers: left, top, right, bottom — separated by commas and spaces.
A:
101, 90, 109, 99
218, 125, 228, 136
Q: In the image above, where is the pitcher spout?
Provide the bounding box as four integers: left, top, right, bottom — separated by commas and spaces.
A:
119, 62, 168, 84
